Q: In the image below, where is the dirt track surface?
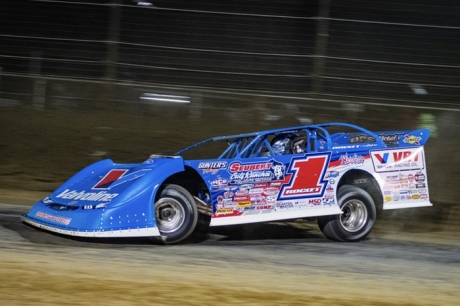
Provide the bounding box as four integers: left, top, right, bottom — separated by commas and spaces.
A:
1, 198, 460, 306
0, 109, 460, 306
1, 109, 460, 305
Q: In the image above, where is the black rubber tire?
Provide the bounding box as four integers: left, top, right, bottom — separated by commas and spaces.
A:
317, 185, 376, 242
151, 184, 198, 245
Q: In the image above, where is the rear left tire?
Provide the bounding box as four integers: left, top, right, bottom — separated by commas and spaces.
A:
317, 185, 376, 242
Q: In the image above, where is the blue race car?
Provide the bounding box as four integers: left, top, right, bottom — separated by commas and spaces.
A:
22, 122, 432, 244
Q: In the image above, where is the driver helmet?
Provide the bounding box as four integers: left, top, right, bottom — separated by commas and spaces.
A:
291, 136, 306, 154
271, 133, 296, 155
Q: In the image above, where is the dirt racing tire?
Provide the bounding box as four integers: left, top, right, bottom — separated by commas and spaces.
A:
317, 185, 376, 242
151, 184, 198, 245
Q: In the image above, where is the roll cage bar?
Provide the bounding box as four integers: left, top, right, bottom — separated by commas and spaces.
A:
174, 122, 386, 158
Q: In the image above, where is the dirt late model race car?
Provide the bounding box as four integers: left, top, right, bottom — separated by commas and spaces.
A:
22, 122, 432, 244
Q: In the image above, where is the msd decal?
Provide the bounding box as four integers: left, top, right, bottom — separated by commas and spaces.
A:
279, 153, 330, 200
93, 169, 151, 189
371, 148, 424, 173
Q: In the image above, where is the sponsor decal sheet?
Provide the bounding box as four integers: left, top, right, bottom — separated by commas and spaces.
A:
196, 153, 343, 225
201, 146, 430, 225
370, 147, 430, 209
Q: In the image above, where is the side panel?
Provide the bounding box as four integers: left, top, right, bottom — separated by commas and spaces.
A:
187, 153, 342, 227
189, 145, 432, 226
326, 146, 432, 210
370, 147, 432, 209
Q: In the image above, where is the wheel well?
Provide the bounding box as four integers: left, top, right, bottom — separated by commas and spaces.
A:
337, 170, 383, 211
159, 166, 210, 202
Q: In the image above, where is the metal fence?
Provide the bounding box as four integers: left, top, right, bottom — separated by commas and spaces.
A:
1, 0, 460, 204
1, 0, 459, 110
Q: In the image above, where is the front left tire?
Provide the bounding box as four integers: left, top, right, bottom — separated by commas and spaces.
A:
151, 184, 198, 245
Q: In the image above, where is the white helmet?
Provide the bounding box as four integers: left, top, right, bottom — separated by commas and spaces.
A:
271, 134, 295, 155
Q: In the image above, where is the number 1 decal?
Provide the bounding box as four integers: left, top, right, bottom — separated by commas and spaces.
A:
93, 169, 152, 190
278, 153, 331, 199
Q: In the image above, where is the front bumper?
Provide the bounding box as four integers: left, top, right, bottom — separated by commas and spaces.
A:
21, 200, 161, 238
21, 214, 160, 238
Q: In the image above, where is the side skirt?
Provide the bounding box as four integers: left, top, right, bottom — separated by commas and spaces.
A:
210, 206, 342, 226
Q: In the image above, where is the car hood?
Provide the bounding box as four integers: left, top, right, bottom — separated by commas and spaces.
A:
45, 156, 184, 208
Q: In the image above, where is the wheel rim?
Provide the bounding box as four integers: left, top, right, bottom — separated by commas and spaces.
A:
340, 199, 368, 232
155, 197, 186, 233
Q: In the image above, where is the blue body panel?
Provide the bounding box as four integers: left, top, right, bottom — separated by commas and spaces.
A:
22, 156, 186, 236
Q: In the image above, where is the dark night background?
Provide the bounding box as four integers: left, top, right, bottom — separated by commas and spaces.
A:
1, 0, 459, 100
0, 0, 459, 210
